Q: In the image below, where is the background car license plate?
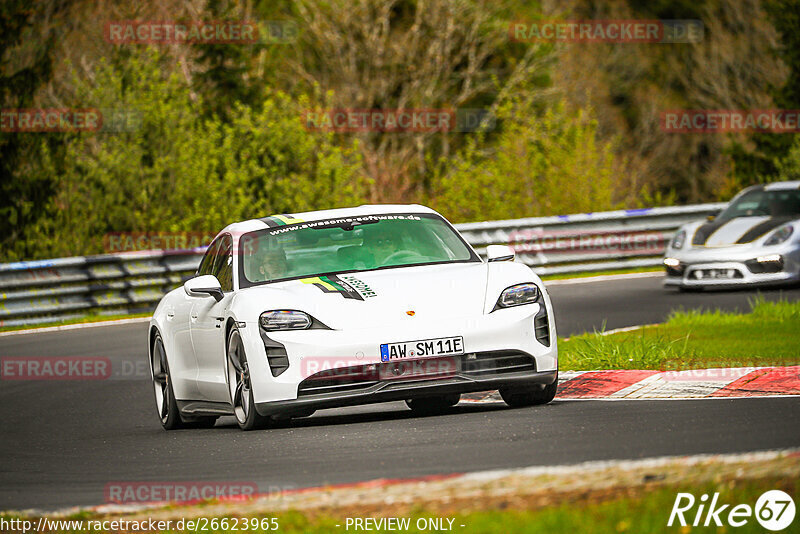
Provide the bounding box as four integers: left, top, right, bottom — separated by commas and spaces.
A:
380, 336, 464, 362
698, 268, 736, 279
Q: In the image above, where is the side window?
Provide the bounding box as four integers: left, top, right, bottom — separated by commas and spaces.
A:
197, 238, 221, 276
212, 234, 234, 292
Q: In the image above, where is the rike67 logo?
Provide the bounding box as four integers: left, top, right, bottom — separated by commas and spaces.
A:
669, 490, 795, 531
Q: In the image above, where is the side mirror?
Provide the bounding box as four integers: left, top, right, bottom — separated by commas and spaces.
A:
184, 275, 224, 302
486, 244, 515, 263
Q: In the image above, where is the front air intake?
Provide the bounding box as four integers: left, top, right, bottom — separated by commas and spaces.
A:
534, 309, 551, 347
297, 352, 538, 397
260, 330, 289, 377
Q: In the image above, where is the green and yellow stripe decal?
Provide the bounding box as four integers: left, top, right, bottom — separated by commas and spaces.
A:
301, 275, 363, 300
259, 214, 305, 228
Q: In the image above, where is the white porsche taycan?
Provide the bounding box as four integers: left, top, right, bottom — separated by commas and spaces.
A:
148, 205, 558, 430
664, 181, 800, 289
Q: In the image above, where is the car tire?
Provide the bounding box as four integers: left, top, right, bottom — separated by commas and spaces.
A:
405, 394, 460, 414
500, 376, 558, 408
151, 332, 184, 430
227, 327, 271, 431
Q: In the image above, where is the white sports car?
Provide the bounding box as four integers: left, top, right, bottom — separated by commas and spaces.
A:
664, 181, 800, 289
148, 205, 558, 430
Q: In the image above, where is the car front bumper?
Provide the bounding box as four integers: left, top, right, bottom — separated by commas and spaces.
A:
663, 262, 800, 288
662, 243, 800, 288
242, 301, 558, 409
255, 365, 557, 417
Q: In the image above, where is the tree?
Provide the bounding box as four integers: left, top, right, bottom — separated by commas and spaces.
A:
22, 50, 367, 260
0, 1, 65, 260
432, 99, 622, 223
773, 135, 800, 182
729, 0, 800, 186
192, 0, 266, 118
284, 0, 552, 202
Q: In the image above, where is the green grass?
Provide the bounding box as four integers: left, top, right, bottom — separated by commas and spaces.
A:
559, 297, 800, 371
0, 312, 152, 333
6, 476, 794, 533
416, 478, 796, 534
540, 266, 662, 281
272, 478, 791, 533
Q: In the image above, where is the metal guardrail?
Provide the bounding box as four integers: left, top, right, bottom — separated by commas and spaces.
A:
458, 203, 725, 274
0, 203, 725, 327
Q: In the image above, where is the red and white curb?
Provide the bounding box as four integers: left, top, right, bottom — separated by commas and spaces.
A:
461, 366, 800, 402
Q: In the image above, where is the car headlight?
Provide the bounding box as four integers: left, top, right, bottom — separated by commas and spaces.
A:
764, 224, 794, 246
497, 283, 540, 308
670, 229, 686, 249
259, 310, 311, 331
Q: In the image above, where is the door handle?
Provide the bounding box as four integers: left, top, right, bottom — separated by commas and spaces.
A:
214, 316, 224, 328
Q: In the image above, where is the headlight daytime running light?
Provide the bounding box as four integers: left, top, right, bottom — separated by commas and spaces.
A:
671, 229, 687, 249
498, 283, 540, 308
764, 225, 794, 246
259, 310, 312, 331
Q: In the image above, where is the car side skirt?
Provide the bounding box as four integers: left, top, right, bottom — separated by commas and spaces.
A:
176, 400, 234, 417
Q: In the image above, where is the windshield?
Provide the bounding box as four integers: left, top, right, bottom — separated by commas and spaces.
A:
238, 213, 479, 287
718, 188, 800, 221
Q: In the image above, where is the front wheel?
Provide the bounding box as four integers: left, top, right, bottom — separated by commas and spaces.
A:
227, 327, 271, 431
405, 394, 460, 414
500, 377, 558, 408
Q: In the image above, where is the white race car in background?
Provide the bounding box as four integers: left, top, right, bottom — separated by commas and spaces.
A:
664, 181, 800, 289
149, 205, 558, 430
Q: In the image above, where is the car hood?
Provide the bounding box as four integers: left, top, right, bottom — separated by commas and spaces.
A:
689, 216, 797, 247
237, 262, 489, 329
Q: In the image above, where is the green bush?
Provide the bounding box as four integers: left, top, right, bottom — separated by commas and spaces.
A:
24, 50, 367, 259
431, 99, 622, 223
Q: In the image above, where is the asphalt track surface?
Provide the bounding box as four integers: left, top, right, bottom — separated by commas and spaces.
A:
1, 274, 799, 510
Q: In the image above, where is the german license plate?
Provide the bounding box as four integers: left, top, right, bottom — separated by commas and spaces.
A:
698, 268, 735, 279
380, 336, 464, 362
